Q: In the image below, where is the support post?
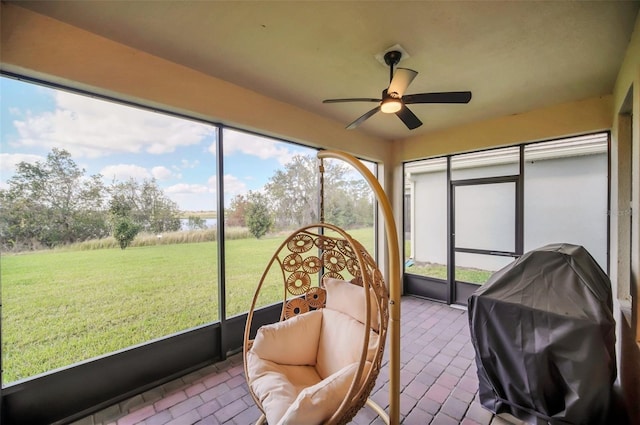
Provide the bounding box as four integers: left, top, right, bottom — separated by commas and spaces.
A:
317, 150, 401, 425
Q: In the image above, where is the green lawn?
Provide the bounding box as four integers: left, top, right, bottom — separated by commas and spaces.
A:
0, 227, 374, 383
405, 262, 494, 284
404, 243, 495, 284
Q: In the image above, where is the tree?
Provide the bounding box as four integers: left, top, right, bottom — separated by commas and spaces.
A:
0, 148, 109, 250
262, 154, 374, 230
112, 216, 141, 249
139, 179, 181, 233
226, 194, 248, 227
187, 216, 207, 230
245, 191, 273, 239
264, 155, 319, 228
0, 190, 45, 250
109, 178, 181, 233
108, 178, 182, 247
0, 148, 187, 252
327, 178, 374, 228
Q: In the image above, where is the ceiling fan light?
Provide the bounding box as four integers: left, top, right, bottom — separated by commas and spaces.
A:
380, 98, 402, 114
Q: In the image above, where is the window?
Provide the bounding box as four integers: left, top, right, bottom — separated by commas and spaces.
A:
221, 138, 377, 315
0, 77, 218, 384
404, 158, 448, 280
524, 134, 608, 269
221, 129, 317, 315
322, 157, 376, 255
403, 133, 609, 305
0, 76, 380, 385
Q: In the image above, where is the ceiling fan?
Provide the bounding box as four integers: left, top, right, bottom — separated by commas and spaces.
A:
323, 50, 472, 130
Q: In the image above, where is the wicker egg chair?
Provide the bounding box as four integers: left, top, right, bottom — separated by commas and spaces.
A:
243, 151, 401, 425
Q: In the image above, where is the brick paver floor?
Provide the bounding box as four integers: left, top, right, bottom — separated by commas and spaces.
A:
68, 297, 535, 425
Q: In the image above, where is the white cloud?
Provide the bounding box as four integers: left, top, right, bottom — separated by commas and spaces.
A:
165, 183, 210, 194
206, 173, 250, 203
100, 164, 151, 182
165, 179, 217, 212
223, 174, 248, 196
11, 91, 215, 158
151, 166, 174, 181
223, 130, 296, 165
0, 153, 44, 178
180, 159, 200, 169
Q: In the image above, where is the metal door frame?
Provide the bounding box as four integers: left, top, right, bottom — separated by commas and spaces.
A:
403, 146, 525, 305
449, 172, 523, 304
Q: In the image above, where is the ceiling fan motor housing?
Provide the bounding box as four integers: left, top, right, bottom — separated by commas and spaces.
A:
384, 50, 403, 67
322, 49, 471, 130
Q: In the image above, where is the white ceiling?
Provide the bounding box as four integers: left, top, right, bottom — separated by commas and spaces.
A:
11, 1, 640, 141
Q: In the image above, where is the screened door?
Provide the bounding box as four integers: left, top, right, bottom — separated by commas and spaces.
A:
451, 178, 521, 304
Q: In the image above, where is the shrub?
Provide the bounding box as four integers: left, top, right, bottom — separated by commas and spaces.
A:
113, 217, 141, 250
245, 192, 273, 239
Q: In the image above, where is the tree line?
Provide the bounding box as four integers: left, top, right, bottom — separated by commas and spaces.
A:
0, 148, 181, 251
226, 155, 374, 238
0, 149, 374, 251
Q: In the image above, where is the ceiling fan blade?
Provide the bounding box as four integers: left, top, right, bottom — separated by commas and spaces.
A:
323, 98, 381, 104
403, 91, 472, 104
387, 68, 418, 98
346, 106, 381, 130
396, 105, 423, 130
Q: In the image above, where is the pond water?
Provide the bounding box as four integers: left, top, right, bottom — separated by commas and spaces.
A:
179, 218, 217, 230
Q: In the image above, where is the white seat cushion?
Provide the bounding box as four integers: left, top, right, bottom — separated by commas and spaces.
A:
246, 351, 322, 425
277, 361, 372, 425
247, 280, 381, 424
251, 309, 322, 366
315, 308, 379, 379
324, 277, 380, 331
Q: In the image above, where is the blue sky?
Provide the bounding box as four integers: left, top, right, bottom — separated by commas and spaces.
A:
0, 76, 314, 211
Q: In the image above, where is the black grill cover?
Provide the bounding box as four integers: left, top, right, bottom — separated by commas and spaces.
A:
468, 243, 617, 425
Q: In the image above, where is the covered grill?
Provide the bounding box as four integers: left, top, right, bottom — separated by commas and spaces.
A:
468, 243, 616, 425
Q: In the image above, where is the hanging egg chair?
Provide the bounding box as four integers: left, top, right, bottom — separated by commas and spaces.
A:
243, 151, 401, 425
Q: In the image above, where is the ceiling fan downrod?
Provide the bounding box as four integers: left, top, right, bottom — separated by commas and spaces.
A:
384, 50, 402, 84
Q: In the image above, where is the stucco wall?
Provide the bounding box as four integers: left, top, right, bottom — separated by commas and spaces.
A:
610, 10, 640, 424
409, 170, 447, 265
408, 152, 608, 272
524, 153, 608, 269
